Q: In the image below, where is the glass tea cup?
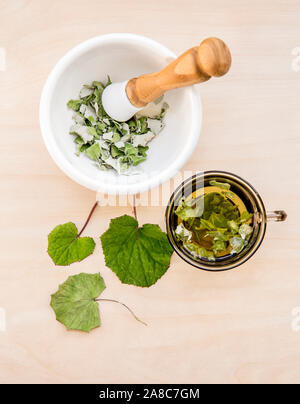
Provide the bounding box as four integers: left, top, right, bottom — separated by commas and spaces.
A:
165, 171, 287, 272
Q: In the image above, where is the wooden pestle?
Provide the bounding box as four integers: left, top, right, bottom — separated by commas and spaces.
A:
126, 37, 232, 108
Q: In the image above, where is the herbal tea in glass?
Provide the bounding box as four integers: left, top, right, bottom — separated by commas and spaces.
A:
174, 180, 254, 261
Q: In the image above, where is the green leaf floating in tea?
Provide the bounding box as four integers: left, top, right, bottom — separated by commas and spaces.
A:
50, 273, 106, 332
48, 222, 95, 266
101, 215, 173, 287
174, 181, 253, 260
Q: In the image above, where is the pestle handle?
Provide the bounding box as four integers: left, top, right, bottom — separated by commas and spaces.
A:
126, 37, 232, 107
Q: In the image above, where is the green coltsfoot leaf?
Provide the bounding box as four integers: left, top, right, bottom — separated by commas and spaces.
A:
100, 215, 173, 287
48, 222, 95, 266
50, 273, 106, 332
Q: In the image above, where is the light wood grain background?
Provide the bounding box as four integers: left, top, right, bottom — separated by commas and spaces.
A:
0, 0, 300, 384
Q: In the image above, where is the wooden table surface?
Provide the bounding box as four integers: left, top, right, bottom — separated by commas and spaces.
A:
0, 0, 300, 384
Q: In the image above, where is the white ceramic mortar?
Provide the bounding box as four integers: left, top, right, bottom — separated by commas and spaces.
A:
40, 33, 202, 195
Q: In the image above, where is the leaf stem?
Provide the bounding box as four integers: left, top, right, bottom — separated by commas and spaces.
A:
95, 298, 147, 326
132, 195, 139, 240
133, 195, 138, 221
77, 201, 98, 238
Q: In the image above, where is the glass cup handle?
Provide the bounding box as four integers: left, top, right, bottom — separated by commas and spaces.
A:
266, 210, 287, 222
